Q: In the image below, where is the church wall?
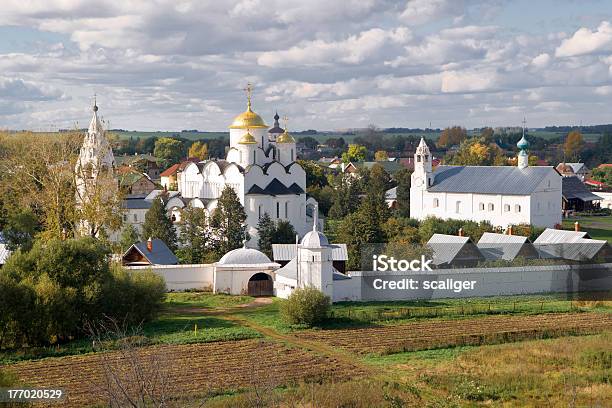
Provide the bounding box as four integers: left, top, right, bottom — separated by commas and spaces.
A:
180, 163, 203, 198
213, 267, 276, 295
126, 264, 214, 291
529, 172, 562, 228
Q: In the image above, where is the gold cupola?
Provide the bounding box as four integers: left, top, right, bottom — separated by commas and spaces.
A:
229, 83, 268, 129
238, 130, 258, 144
276, 115, 296, 143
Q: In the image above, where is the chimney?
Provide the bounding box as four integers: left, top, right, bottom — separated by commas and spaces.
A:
458, 228, 464, 237
507, 225, 513, 236
574, 222, 580, 232
147, 237, 153, 252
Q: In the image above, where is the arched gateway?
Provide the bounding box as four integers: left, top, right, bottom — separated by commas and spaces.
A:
247, 272, 273, 296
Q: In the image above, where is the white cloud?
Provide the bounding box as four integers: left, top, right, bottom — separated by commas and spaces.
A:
399, 0, 463, 25
531, 53, 551, 68
555, 21, 612, 57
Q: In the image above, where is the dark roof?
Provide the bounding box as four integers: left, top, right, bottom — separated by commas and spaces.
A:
287, 182, 305, 194
429, 166, 555, 195
562, 176, 602, 202
127, 239, 178, 265
246, 184, 267, 195
122, 198, 153, 209
264, 178, 293, 195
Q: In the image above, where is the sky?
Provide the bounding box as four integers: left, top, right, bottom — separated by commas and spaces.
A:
1, 0, 612, 131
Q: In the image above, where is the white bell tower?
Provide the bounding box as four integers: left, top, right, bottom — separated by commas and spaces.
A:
410, 137, 433, 220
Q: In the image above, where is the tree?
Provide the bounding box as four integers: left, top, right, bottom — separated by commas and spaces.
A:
257, 212, 275, 258
374, 150, 389, 161
153, 137, 184, 167
275, 220, 297, 244
118, 224, 140, 253
563, 130, 584, 161
209, 186, 247, 258
341, 144, 367, 163
591, 167, 612, 186
437, 126, 467, 148
328, 174, 360, 219
188, 141, 208, 161
394, 168, 411, 217
279, 287, 330, 327
2, 209, 41, 252
297, 160, 327, 189
298, 136, 319, 150
176, 207, 210, 263
141, 197, 177, 250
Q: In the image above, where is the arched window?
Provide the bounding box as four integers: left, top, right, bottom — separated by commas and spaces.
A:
433, 198, 439, 208
424, 155, 429, 161
291, 149, 294, 162
417, 155, 421, 162
479, 203, 485, 211
258, 205, 263, 219
253, 150, 257, 164
515, 204, 521, 212
488, 203, 494, 211
455, 201, 461, 213
504, 204, 510, 212
276, 202, 280, 218
285, 202, 289, 218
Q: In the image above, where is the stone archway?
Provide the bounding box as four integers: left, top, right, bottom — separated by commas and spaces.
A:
247, 272, 273, 297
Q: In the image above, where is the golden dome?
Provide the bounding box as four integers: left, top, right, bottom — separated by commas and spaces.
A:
238, 131, 258, 144
276, 130, 295, 144
230, 106, 268, 129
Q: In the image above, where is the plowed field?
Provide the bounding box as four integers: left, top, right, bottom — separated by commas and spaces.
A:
7, 339, 366, 407
295, 312, 612, 354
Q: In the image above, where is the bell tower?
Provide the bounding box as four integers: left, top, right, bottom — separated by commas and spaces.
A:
411, 137, 433, 189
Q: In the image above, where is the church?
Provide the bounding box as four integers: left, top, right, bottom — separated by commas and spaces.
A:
410, 132, 562, 229
176, 85, 318, 244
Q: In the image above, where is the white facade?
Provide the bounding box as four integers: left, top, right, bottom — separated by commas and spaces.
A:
410, 138, 562, 228
176, 96, 316, 245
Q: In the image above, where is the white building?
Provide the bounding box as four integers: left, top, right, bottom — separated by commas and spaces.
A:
177, 87, 318, 244
410, 133, 562, 229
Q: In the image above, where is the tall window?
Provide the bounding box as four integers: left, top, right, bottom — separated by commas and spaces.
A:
504, 204, 510, 212
285, 202, 289, 218
479, 202, 485, 211
433, 198, 439, 208
253, 150, 256, 164
276, 202, 280, 218
488, 203, 494, 211
291, 149, 294, 162
455, 201, 461, 213
417, 155, 421, 162
515, 204, 521, 212
258, 205, 262, 219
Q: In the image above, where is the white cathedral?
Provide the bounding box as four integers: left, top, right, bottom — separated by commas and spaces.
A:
410, 133, 562, 229
177, 87, 318, 244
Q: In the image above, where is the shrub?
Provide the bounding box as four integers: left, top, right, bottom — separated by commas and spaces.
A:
280, 287, 331, 327
0, 237, 166, 347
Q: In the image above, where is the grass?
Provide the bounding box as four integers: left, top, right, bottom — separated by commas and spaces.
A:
563, 215, 612, 242
164, 291, 254, 309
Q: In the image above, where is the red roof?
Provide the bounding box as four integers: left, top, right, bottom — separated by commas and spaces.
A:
598, 163, 612, 168
160, 163, 181, 177
585, 178, 607, 188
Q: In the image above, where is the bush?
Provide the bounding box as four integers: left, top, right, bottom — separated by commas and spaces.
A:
280, 287, 331, 327
0, 237, 166, 348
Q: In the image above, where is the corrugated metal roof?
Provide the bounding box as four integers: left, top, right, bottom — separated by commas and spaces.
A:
562, 176, 602, 202
122, 198, 153, 209
125, 239, 178, 265
385, 186, 397, 200
428, 165, 555, 195
534, 228, 591, 244
477, 232, 537, 261
535, 239, 610, 261
272, 243, 348, 261
427, 234, 484, 265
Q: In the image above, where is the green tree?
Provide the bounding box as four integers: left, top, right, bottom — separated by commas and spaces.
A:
154, 137, 184, 167
176, 207, 210, 263
394, 168, 412, 217
297, 160, 327, 188
279, 287, 330, 327
328, 174, 360, 219
141, 197, 177, 250
118, 224, 140, 253
591, 166, 612, 186
188, 141, 208, 161
275, 220, 297, 244
3, 209, 41, 252
257, 212, 275, 258
210, 186, 247, 258
341, 144, 367, 163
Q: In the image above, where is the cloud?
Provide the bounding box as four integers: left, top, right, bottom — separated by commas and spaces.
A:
399, 0, 463, 25
555, 21, 612, 57
0, 77, 64, 101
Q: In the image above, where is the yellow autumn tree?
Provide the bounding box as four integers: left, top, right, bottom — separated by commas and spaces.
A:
563, 130, 584, 161
374, 150, 388, 161
188, 141, 208, 161
437, 126, 467, 148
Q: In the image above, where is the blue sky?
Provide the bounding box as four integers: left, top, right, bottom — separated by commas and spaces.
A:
1, 0, 612, 131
